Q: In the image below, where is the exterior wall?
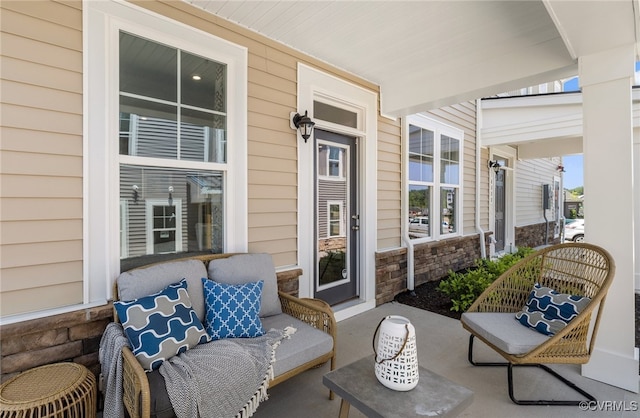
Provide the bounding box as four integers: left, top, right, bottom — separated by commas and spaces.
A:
515, 157, 563, 227
377, 116, 402, 249
0, 1, 84, 316
515, 221, 563, 249
0, 0, 383, 319
375, 235, 483, 305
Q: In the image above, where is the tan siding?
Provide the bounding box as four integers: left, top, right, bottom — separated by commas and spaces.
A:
0, 283, 83, 317
1, 220, 82, 245
0, 261, 82, 291
377, 115, 402, 250
0, 127, 82, 156
0, 0, 83, 316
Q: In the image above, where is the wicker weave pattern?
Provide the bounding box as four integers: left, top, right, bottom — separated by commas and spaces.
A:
0, 363, 96, 418
462, 243, 615, 365
114, 253, 337, 418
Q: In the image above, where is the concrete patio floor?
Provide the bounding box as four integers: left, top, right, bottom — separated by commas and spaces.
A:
254, 302, 640, 418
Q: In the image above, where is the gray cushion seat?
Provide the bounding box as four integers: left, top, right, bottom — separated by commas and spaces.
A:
262, 313, 334, 377
461, 312, 550, 355
146, 315, 334, 418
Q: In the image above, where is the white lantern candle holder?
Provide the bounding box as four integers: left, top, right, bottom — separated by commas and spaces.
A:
373, 315, 419, 391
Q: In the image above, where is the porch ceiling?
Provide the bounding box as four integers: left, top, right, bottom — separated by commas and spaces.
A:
186, 0, 639, 117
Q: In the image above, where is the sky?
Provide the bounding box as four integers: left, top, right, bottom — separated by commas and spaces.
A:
562, 154, 583, 189
559, 62, 640, 190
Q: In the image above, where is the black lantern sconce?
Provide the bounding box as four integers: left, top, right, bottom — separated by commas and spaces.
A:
291, 110, 315, 143
168, 186, 174, 206
488, 160, 501, 174
132, 184, 139, 204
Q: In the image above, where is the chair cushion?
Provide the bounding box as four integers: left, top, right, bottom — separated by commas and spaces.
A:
515, 283, 591, 336
114, 280, 210, 371
262, 313, 334, 377
117, 259, 208, 321
461, 312, 549, 355
208, 253, 282, 317
202, 279, 265, 340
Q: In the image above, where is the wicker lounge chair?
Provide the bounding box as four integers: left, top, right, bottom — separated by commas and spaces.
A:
460, 242, 615, 405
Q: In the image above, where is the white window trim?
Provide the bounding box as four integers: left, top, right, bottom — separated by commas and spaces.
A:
145, 199, 183, 255
84, 1, 247, 304
405, 114, 464, 243
327, 200, 345, 238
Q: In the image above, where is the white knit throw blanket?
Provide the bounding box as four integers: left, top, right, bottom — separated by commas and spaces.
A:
160, 327, 295, 418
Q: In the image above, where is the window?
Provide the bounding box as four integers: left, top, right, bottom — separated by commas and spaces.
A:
87, 0, 247, 306
318, 144, 345, 179
406, 115, 462, 240
327, 201, 344, 237
118, 32, 227, 269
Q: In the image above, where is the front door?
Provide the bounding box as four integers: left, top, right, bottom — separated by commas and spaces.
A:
314, 130, 358, 305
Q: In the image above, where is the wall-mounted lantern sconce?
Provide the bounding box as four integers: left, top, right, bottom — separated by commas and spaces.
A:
488, 160, 501, 174
132, 184, 139, 204
291, 110, 315, 142
168, 186, 174, 206
557, 165, 566, 172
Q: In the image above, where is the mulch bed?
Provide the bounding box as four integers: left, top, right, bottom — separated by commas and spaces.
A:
395, 279, 640, 349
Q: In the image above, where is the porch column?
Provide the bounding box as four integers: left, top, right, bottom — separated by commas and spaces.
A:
579, 44, 638, 392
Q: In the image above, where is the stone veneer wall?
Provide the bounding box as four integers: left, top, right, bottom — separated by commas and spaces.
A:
376, 234, 485, 305
515, 221, 562, 249
0, 269, 301, 383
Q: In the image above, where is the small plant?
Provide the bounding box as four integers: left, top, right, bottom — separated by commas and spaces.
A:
438, 247, 535, 312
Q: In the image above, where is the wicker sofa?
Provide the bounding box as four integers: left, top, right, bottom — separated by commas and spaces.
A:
111, 253, 337, 418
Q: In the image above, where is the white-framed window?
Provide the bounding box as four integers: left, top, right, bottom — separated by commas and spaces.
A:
327, 201, 345, 237
405, 115, 463, 240
85, 1, 247, 304
318, 144, 345, 179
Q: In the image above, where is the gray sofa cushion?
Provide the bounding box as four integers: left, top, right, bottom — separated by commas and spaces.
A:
461, 312, 549, 355
146, 313, 334, 417
208, 253, 282, 317
262, 313, 334, 377
117, 260, 207, 321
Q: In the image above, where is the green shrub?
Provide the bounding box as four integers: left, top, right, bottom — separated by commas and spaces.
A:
438, 247, 535, 312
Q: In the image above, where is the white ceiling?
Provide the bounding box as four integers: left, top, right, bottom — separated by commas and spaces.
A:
186, 0, 640, 117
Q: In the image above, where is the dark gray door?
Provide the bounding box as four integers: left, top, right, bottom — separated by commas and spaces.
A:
314, 129, 358, 305
494, 168, 506, 252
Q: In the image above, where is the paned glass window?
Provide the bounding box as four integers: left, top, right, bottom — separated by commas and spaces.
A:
119, 32, 227, 270
407, 118, 462, 239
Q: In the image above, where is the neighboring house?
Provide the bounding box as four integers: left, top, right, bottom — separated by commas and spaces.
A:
0, 0, 637, 394
563, 190, 584, 219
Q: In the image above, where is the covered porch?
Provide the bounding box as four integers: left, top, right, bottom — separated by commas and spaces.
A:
256, 302, 640, 417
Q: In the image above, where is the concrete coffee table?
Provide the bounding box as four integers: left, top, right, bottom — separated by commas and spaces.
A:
323, 356, 473, 418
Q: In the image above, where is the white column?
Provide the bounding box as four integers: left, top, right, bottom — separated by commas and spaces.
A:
579, 45, 638, 392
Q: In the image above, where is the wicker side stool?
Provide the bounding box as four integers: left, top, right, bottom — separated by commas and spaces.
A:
0, 362, 97, 418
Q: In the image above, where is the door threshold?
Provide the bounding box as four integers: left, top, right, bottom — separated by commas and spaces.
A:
333, 298, 376, 322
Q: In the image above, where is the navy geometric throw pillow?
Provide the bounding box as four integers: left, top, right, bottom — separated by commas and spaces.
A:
114, 279, 210, 371
202, 279, 265, 340
515, 283, 591, 336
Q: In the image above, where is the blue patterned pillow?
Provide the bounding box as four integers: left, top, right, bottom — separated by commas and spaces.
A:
515, 283, 591, 336
114, 279, 210, 371
202, 279, 265, 340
